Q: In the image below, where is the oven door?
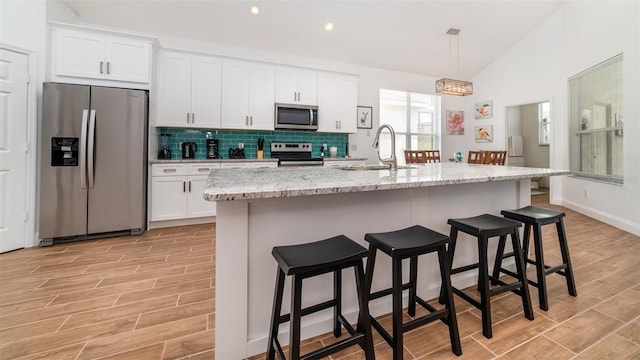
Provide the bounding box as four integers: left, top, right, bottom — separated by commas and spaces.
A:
275, 103, 318, 130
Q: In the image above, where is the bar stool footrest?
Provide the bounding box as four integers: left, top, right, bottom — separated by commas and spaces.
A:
369, 293, 451, 347
451, 263, 480, 275
369, 282, 413, 301
278, 298, 337, 324
301, 333, 366, 360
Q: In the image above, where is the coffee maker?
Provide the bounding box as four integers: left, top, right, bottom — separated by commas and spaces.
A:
158, 133, 171, 159
206, 139, 220, 159
205, 132, 220, 159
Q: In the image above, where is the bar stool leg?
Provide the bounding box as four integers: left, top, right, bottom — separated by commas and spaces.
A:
354, 261, 375, 359
392, 256, 403, 359
267, 267, 286, 360
437, 245, 462, 355
511, 232, 534, 320
532, 224, 549, 311
333, 269, 342, 337
521, 224, 532, 260
408, 256, 418, 316
478, 235, 493, 339
289, 275, 303, 359
491, 235, 507, 286
557, 219, 578, 297
439, 228, 459, 304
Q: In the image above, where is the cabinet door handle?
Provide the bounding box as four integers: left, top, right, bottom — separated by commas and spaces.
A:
163, 168, 177, 173
183, 181, 186, 192
99, 61, 104, 74
191, 113, 195, 123
188, 180, 192, 192
106, 61, 110, 74
197, 168, 209, 172
250, 115, 253, 125
246, 116, 249, 126
338, 121, 341, 129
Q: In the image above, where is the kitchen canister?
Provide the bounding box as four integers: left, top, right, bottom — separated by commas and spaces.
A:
329, 146, 338, 158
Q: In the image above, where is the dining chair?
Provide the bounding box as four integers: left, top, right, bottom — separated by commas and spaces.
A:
484, 151, 507, 165
467, 151, 485, 164
405, 150, 441, 164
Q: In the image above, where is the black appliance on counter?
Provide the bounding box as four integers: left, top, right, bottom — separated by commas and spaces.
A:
271, 142, 324, 166
206, 139, 220, 159
228, 147, 245, 159
181, 142, 197, 159
158, 133, 172, 159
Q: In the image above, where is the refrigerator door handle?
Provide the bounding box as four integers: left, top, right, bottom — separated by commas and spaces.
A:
80, 109, 89, 189
87, 109, 97, 188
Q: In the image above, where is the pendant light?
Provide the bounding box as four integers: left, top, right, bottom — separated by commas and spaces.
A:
436, 28, 473, 96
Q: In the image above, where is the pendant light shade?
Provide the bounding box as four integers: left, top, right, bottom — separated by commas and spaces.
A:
436, 28, 473, 96
436, 78, 473, 96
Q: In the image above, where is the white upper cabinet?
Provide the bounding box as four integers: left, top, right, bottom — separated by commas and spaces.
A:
157, 51, 222, 128
221, 59, 275, 131
52, 27, 151, 85
317, 72, 358, 133
275, 66, 317, 105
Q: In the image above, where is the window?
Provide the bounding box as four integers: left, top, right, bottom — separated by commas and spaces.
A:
569, 54, 623, 184
379, 89, 441, 164
538, 102, 550, 145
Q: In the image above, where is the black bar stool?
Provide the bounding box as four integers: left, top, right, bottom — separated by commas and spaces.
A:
494, 206, 577, 311
266, 235, 374, 360
442, 214, 534, 339
364, 225, 462, 359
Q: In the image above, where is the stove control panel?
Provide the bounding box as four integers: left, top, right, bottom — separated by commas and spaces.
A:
270, 142, 313, 153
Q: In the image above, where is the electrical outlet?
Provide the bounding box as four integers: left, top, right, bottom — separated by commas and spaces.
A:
584, 189, 589, 198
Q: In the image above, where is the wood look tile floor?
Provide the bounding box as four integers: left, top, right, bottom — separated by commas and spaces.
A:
1, 192, 639, 359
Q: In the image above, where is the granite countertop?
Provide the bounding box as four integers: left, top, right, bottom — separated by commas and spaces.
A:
204, 163, 570, 201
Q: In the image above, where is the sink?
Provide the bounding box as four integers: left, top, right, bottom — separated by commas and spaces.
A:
338, 165, 416, 171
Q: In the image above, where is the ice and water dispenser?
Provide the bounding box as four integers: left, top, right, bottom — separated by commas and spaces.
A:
50, 137, 79, 166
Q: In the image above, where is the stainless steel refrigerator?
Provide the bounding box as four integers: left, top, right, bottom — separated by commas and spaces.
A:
39, 83, 148, 245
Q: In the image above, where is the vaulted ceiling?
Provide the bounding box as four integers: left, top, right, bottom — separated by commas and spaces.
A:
60, 0, 564, 79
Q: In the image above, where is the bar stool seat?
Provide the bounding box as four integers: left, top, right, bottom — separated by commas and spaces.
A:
443, 214, 534, 339
364, 225, 462, 359
495, 206, 577, 311
267, 235, 374, 360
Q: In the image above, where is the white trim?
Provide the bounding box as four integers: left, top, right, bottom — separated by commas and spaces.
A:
0, 43, 38, 248
561, 199, 640, 236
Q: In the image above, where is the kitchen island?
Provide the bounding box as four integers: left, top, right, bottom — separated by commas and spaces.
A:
204, 163, 569, 358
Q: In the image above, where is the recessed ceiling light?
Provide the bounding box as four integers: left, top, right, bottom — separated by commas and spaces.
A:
323, 22, 335, 32
249, 5, 260, 16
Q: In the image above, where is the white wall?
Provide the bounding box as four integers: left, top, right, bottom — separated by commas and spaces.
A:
469, 1, 640, 235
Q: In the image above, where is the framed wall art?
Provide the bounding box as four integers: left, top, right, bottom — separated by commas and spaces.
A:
475, 125, 493, 142
357, 106, 372, 129
446, 110, 465, 135
475, 101, 493, 119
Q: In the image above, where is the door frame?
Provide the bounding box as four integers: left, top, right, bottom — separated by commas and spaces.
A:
504, 97, 556, 199
1, 44, 38, 248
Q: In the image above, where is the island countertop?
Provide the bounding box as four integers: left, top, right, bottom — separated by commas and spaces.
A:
204, 163, 570, 201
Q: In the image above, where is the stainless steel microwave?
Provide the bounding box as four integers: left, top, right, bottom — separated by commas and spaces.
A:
275, 103, 318, 131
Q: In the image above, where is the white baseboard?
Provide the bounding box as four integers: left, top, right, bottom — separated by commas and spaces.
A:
148, 217, 215, 229
561, 200, 640, 236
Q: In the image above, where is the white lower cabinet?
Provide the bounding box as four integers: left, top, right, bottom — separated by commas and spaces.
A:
150, 163, 219, 221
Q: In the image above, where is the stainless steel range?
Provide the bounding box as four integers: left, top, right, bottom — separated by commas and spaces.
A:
270, 142, 324, 167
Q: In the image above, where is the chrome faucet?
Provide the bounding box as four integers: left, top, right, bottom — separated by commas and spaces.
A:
372, 124, 397, 170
